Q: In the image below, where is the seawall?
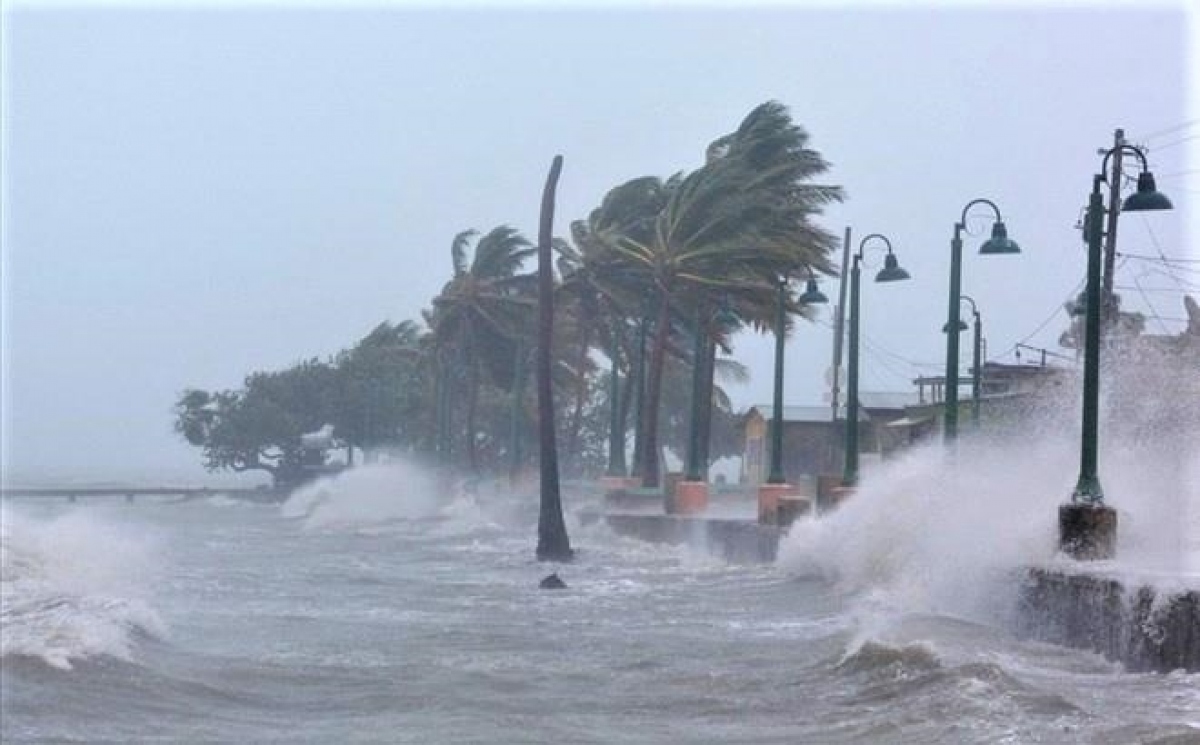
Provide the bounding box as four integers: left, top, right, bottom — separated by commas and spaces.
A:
601, 514, 781, 564
1016, 566, 1200, 673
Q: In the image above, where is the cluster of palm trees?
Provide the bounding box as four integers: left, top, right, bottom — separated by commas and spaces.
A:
424, 101, 843, 487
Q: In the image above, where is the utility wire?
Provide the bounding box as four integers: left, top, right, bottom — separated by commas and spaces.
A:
1132, 119, 1199, 142
1117, 251, 1200, 264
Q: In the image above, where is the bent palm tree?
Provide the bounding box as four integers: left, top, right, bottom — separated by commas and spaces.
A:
605, 101, 844, 487
429, 226, 536, 474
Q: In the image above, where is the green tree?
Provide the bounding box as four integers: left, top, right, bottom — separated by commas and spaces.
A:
175, 358, 339, 486
428, 226, 536, 474
332, 320, 426, 461
604, 102, 843, 487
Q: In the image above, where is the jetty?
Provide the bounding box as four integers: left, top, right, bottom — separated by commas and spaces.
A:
0, 486, 285, 503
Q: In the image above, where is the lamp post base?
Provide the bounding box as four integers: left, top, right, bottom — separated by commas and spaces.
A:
777, 495, 813, 527
1059, 502, 1117, 560
758, 482, 800, 525
673, 480, 709, 515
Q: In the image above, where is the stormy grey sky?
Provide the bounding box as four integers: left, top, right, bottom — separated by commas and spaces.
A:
2, 1, 1196, 484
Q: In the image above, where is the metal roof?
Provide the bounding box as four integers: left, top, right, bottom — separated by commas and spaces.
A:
746, 405, 867, 423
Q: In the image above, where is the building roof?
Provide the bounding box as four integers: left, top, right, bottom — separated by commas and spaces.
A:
858, 391, 923, 410
746, 405, 867, 423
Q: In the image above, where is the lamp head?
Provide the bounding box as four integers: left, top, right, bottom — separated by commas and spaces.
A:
979, 220, 1020, 254
874, 252, 911, 282
797, 278, 828, 304
941, 319, 970, 334
1122, 171, 1173, 211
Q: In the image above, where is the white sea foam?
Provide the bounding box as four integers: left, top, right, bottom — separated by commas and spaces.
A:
280, 461, 453, 529
0, 506, 165, 669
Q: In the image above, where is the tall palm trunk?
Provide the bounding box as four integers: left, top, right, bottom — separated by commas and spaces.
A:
605, 328, 626, 477
698, 333, 716, 478
564, 304, 593, 473
465, 341, 479, 474
641, 288, 671, 488
630, 317, 648, 478
536, 155, 572, 562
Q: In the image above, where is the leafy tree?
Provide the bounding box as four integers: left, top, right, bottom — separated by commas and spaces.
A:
332, 320, 426, 460
175, 359, 339, 486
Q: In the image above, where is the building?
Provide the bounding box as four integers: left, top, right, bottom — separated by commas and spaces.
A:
741, 392, 922, 485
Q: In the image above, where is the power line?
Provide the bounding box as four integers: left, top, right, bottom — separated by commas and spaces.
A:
1117, 251, 1200, 264
1132, 119, 1199, 142
1147, 133, 1200, 151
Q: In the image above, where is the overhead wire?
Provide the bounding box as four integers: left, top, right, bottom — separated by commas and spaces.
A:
1131, 119, 1199, 143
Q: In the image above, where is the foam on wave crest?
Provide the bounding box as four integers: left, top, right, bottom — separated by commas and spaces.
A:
280, 462, 454, 529
1, 507, 165, 670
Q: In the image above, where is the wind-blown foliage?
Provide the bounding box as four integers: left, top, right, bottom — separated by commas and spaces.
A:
175, 101, 844, 494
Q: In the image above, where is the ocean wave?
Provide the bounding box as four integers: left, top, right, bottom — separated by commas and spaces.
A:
280, 462, 449, 529
1, 508, 165, 670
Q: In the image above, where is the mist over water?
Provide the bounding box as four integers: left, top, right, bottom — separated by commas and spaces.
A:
3, 353, 1199, 743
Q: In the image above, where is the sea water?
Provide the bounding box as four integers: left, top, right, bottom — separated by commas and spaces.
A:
3, 459, 1198, 744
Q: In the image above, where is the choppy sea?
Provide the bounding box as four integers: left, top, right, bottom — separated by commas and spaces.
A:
3, 453, 1199, 744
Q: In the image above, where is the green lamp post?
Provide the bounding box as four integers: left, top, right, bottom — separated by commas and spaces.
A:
944, 200, 1019, 445
942, 295, 983, 428
765, 273, 828, 486
1060, 144, 1172, 559
843, 234, 911, 487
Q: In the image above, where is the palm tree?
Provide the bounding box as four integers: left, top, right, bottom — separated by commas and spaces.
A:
558, 177, 672, 478
604, 101, 844, 487
428, 226, 536, 474
535, 155, 573, 562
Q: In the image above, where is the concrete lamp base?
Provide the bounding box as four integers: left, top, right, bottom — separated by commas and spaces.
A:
600, 476, 640, 493
673, 481, 709, 515
757, 483, 798, 525
1059, 502, 1117, 560
777, 495, 813, 527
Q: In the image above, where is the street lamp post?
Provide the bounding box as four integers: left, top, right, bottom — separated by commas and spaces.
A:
757, 273, 826, 524
843, 234, 911, 487
767, 278, 789, 486
967, 297, 983, 429
944, 296, 983, 428
1060, 144, 1171, 559
765, 273, 830, 485
944, 200, 1020, 445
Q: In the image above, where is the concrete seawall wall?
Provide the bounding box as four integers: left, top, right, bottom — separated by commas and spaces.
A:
1016, 567, 1200, 672
597, 513, 1200, 671
602, 514, 781, 564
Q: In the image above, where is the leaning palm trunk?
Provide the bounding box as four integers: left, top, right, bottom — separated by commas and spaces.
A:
640, 288, 672, 488
564, 309, 593, 473
536, 155, 572, 562
629, 317, 648, 479
698, 333, 717, 477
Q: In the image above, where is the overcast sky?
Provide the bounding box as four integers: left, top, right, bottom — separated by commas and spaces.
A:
2, 1, 1196, 484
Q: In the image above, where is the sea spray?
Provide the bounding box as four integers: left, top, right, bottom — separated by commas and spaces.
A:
0, 506, 165, 669
778, 346, 1200, 628
278, 461, 534, 535
280, 462, 446, 529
